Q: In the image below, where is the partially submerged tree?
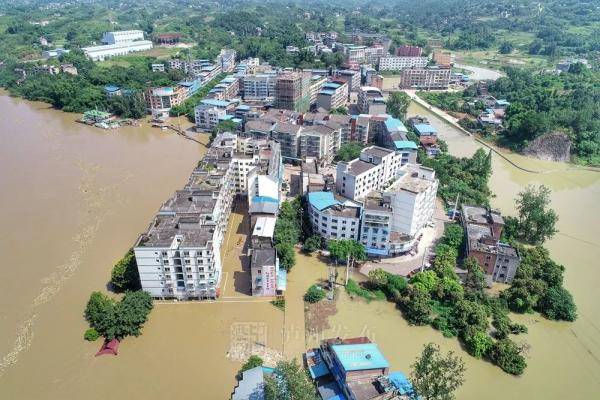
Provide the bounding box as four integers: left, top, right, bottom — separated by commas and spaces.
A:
411, 343, 466, 400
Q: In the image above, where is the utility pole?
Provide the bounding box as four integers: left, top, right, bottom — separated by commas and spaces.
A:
420, 246, 429, 272
345, 253, 350, 286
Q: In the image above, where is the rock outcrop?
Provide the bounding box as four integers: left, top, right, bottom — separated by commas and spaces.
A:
523, 133, 572, 163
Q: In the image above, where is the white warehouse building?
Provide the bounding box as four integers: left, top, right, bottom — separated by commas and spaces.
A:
82, 40, 153, 61
101, 30, 145, 45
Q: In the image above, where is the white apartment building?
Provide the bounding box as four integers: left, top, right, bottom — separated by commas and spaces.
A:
336, 146, 404, 201
298, 124, 341, 163
379, 56, 429, 71
217, 49, 237, 72
82, 40, 153, 61
101, 30, 145, 45
361, 164, 438, 256
400, 67, 451, 90
365, 45, 385, 65
316, 81, 348, 111
134, 134, 281, 300
194, 99, 234, 130
242, 73, 277, 101
308, 192, 362, 241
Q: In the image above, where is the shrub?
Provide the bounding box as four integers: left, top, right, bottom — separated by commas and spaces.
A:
346, 279, 386, 302
304, 285, 326, 303
463, 328, 493, 359
490, 339, 527, 375
110, 249, 141, 292
84, 328, 100, 341
271, 299, 285, 311
538, 286, 577, 321
239, 355, 264, 376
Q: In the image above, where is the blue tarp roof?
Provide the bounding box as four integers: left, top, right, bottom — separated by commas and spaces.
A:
495, 99, 510, 106
414, 123, 437, 135
385, 117, 408, 133
308, 191, 339, 211
323, 82, 341, 89
306, 350, 330, 379
331, 343, 390, 371
394, 140, 418, 150
319, 90, 335, 95
253, 196, 279, 203
389, 372, 415, 396
104, 85, 120, 92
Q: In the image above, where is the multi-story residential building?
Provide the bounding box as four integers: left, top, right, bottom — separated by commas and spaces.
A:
249, 217, 285, 297
361, 164, 437, 256
432, 50, 452, 68
82, 40, 153, 61
216, 49, 237, 72
357, 86, 386, 115
271, 122, 302, 159
134, 133, 282, 301
194, 99, 236, 130
209, 76, 240, 100
334, 69, 361, 92
101, 30, 145, 45
379, 56, 429, 71
242, 73, 277, 101
134, 149, 236, 300
298, 124, 341, 163
461, 206, 520, 284
144, 85, 187, 118
308, 192, 362, 241
352, 115, 372, 144
32, 64, 59, 75
275, 72, 310, 112
395, 45, 423, 57
399, 67, 451, 90
328, 114, 353, 144
336, 146, 404, 201
307, 74, 327, 106
364, 44, 385, 66
316, 81, 348, 111
340, 44, 367, 65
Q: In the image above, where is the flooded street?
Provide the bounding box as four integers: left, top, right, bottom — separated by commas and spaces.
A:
0, 92, 598, 399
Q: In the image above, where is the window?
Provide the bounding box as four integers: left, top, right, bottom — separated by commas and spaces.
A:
184, 251, 190, 256
162, 251, 167, 256
164, 267, 170, 272
186, 267, 192, 272
185, 259, 191, 265
164, 260, 169, 265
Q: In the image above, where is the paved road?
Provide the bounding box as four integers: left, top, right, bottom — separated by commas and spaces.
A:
454, 63, 504, 81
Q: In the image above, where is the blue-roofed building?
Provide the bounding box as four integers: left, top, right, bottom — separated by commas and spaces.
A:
307, 192, 362, 241
104, 84, 122, 97
316, 80, 348, 111
309, 337, 414, 400
413, 123, 437, 136
495, 99, 510, 108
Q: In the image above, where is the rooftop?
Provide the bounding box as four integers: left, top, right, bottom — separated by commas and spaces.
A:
331, 343, 389, 372
251, 248, 277, 269
413, 123, 437, 135
252, 216, 276, 238
308, 191, 339, 211
394, 140, 418, 150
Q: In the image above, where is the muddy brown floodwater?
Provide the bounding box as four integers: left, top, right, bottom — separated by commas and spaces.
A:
0, 93, 599, 400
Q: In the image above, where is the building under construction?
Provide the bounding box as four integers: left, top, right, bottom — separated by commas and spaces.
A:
274, 71, 310, 112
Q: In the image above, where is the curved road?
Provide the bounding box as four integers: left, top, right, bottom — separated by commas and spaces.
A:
454, 63, 504, 81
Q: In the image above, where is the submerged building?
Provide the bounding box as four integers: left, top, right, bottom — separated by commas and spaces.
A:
134, 133, 282, 300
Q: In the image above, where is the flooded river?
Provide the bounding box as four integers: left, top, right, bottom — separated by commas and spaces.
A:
0, 93, 599, 399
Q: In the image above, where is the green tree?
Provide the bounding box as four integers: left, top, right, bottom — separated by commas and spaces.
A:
463, 257, 486, 292
84, 328, 100, 341
434, 276, 464, 304
276, 243, 296, 271
499, 41, 513, 54
403, 287, 432, 325
538, 286, 577, 321
441, 223, 464, 249
451, 299, 489, 333
239, 355, 264, 377
304, 284, 326, 303
386, 91, 411, 120
410, 271, 439, 293
112, 290, 154, 340
302, 234, 321, 253
411, 343, 466, 400
515, 185, 558, 244
490, 339, 527, 375
110, 249, 141, 292
264, 359, 319, 400
463, 327, 493, 359
335, 142, 364, 161
84, 291, 118, 338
